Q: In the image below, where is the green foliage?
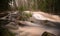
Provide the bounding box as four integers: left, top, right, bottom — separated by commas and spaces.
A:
19, 12, 32, 21
18, 6, 24, 12
38, 0, 47, 11
0, 28, 15, 36
0, 0, 12, 11
18, 5, 28, 12
18, 5, 32, 21
37, 0, 60, 15
37, 0, 53, 11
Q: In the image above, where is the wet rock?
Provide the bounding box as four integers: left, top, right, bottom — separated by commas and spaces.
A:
42, 31, 56, 36
5, 22, 19, 30
0, 12, 8, 18
18, 23, 28, 27
0, 19, 10, 28
0, 19, 15, 36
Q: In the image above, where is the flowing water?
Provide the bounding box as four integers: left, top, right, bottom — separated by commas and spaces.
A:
2, 11, 59, 36
3, 0, 60, 36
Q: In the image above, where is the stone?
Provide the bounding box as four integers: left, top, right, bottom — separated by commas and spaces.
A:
41, 31, 56, 36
